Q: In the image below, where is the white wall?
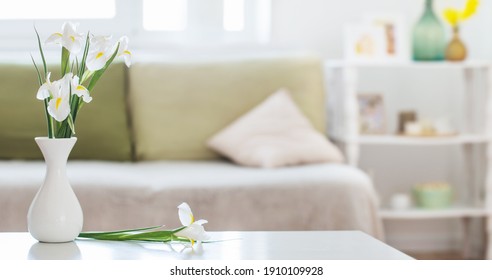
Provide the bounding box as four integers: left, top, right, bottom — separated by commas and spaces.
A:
269, 0, 492, 60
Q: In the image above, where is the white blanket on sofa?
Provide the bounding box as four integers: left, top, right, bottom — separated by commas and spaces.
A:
0, 161, 384, 240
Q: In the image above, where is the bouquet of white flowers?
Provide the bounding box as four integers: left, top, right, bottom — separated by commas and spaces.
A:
32, 22, 131, 138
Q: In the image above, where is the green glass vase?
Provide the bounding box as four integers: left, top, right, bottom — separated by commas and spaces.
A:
412, 0, 446, 61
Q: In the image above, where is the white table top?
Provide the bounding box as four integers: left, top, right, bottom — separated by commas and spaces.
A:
0, 231, 413, 260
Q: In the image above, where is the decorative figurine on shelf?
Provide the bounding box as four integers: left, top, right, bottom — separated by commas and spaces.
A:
402, 116, 456, 137
412, 0, 446, 61
397, 111, 417, 134
442, 0, 479, 61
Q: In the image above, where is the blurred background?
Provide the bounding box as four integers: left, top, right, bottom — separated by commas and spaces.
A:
1, 0, 490, 259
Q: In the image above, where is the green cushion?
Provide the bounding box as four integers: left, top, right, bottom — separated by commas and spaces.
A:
129, 55, 326, 161
0, 63, 132, 161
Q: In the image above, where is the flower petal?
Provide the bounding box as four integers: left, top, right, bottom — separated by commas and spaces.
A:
86, 51, 107, 71
36, 83, 50, 100
461, 0, 479, 20
59, 22, 83, 54
36, 72, 53, 100
178, 202, 194, 226
175, 223, 210, 242
60, 73, 73, 94
72, 75, 80, 86
117, 36, 129, 55
66, 73, 90, 102
63, 36, 82, 54
117, 36, 132, 67
122, 51, 132, 67
74, 84, 92, 103
194, 219, 208, 225
45, 33, 62, 45
90, 35, 112, 48
443, 8, 460, 26
62, 22, 77, 35
47, 96, 70, 122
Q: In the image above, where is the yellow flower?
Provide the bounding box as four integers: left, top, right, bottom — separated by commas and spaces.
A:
443, 0, 479, 27
443, 8, 460, 27
461, 0, 479, 20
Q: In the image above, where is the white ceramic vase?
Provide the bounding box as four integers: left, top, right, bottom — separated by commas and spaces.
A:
28, 137, 83, 243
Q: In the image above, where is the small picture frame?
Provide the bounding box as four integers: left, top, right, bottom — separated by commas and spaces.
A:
344, 24, 386, 62
364, 13, 408, 62
357, 93, 386, 134
344, 13, 408, 63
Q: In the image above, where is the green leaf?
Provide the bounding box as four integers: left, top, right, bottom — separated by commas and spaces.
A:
31, 54, 54, 138
117, 230, 175, 242
34, 26, 47, 79
30, 54, 43, 86
77, 226, 186, 243
79, 32, 91, 78
171, 226, 187, 234
80, 225, 163, 236
80, 70, 94, 84
33, 26, 54, 138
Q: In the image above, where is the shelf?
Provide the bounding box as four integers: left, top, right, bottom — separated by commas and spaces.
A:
324, 60, 491, 69
380, 206, 489, 220
325, 57, 492, 258
332, 134, 490, 146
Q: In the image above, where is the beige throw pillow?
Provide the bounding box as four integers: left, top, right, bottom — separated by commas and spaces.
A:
207, 89, 344, 168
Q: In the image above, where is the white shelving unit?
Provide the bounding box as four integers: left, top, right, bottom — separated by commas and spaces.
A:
324, 60, 492, 259
333, 134, 490, 146
379, 206, 488, 220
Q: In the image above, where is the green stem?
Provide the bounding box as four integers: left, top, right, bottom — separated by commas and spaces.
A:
55, 121, 70, 138
67, 114, 76, 135
61, 47, 70, 76
50, 118, 56, 138
71, 95, 80, 123
80, 70, 94, 84
43, 99, 54, 138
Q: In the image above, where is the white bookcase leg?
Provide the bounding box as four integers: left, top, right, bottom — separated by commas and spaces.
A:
484, 66, 492, 259
462, 217, 472, 259
342, 66, 360, 166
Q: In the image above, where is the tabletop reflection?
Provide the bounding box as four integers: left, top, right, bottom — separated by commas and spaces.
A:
28, 241, 81, 260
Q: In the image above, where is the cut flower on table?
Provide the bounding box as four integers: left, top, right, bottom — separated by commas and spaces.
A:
78, 203, 211, 249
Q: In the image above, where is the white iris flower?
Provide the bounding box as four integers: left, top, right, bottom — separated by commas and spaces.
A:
70, 74, 92, 103
36, 72, 55, 100
45, 22, 84, 54
117, 36, 132, 67
46, 74, 71, 122
174, 202, 210, 245
86, 35, 113, 71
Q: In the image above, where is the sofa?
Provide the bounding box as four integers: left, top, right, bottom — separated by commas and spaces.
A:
0, 55, 383, 239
